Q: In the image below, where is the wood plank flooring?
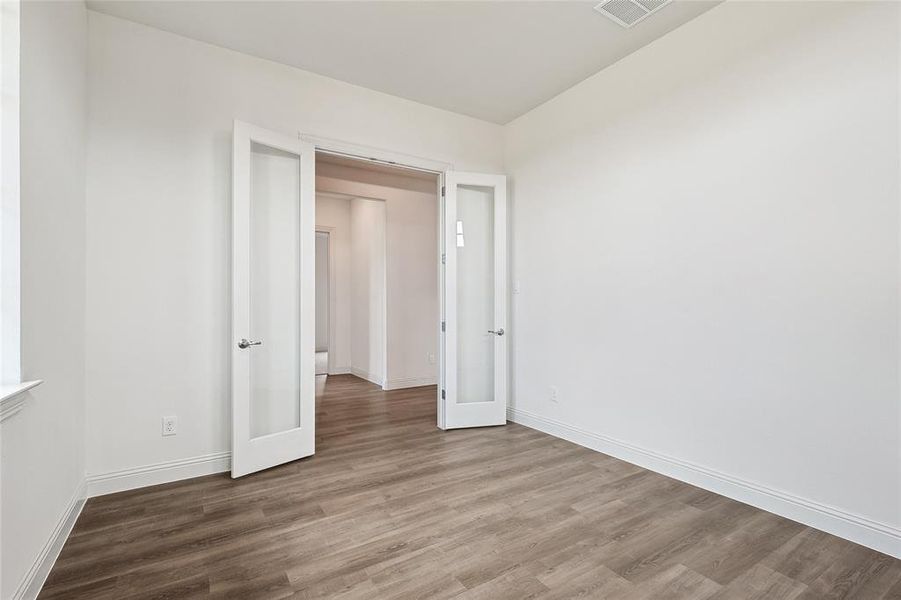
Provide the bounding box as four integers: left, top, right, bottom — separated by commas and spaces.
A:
40, 375, 901, 599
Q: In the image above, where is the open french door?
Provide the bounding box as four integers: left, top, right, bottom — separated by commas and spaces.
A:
231, 121, 315, 477
441, 172, 508, 429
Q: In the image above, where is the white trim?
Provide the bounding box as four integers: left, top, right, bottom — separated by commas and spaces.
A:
383, 376, 437, 390
12, 479, 86, 600
86, 451, 231, 498
350, 367, 384, 387
344, 196, 388, 392
0, 393, 25, 422
437, 172, 446, 430
328, 365, 351, 375
0, 379, 41, 422
507, 406, 901, 559
0, 378, 41, 402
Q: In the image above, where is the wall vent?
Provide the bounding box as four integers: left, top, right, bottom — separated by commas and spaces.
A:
594, 0, 672, 28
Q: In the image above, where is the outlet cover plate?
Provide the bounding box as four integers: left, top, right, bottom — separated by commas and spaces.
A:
162, 416, 177, 436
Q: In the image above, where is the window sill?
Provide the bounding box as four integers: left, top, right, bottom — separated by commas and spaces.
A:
0, 380, 43, 422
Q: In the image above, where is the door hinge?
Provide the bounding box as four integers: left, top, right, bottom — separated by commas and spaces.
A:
441, 389, 446, 400
441, 253, 446, 264
441, 321, 446, 332
441, 185, 446, 197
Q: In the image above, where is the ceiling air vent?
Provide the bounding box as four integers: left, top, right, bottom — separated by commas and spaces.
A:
594, 0, 672, 28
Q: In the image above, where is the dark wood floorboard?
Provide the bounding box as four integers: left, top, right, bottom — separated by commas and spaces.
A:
40, 375, 901, 599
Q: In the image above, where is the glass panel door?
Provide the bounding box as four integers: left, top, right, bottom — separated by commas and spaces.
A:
232, 121, 315, 477
442, 172, 507, 429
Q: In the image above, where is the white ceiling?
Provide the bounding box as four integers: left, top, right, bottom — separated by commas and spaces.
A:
86, 0, 721, 124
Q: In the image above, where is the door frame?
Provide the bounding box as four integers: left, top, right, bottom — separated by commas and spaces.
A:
299, 132, 505, 430
315, 226, 335, 374
302, 133, 450, 426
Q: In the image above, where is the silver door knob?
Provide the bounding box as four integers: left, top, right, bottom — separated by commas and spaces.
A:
488, 328, 505, 336
238, 338, 262, 349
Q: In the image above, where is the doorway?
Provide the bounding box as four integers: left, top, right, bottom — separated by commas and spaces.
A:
230, 121, 509, 478
315, 153, 434, 394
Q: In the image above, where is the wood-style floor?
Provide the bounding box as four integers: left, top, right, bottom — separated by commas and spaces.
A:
41, 375, 901, 599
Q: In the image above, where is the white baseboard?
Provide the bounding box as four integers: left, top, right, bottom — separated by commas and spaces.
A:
13, 479, 86, 600
507, 407, 901, 559
328, 366, 351, 375
86, 451, 231, 498
383, 375, 437, 390
350, 367, 384, 387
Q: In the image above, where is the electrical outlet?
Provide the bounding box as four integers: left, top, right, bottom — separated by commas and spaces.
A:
427, 352, 436, 365
162, 416, 177, 436
549, 386, 559, 403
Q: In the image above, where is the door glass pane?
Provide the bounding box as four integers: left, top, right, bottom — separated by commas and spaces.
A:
250, 142, 301, 438
456, 185, 494, 404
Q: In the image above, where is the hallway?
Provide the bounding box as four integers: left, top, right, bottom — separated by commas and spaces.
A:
38, 376, 901, 599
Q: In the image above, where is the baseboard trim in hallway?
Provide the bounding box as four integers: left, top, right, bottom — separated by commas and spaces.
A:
383, 376, 437, 390
86, 451, 231, 498
350, 367, 384, 386
507, 406, 901, 559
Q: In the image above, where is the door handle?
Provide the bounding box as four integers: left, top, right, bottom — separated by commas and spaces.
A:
238, 338, 262, 349
488, 328, 505, 336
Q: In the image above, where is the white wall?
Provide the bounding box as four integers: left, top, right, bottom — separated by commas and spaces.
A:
2, 1, 87, 597
315, 232, 329, 353
1, 0, 21, 386
506, 1, 900, 556
317, 162, 439, 390
315, 195, 352, 373
84, 11, 503, 483
350, 198, 387, 385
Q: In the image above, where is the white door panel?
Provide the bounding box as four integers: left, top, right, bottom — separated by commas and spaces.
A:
442, 172, 507, 429
232, 121, 315, 477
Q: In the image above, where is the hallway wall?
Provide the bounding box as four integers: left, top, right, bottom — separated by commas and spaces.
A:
315, 195, 352, 374
315, 231, 329, 352
350, 198, 387, 385
317, 161, 439, 390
